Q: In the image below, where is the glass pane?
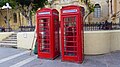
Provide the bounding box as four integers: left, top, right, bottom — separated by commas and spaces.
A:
63, 16, 77, 56
39, 18, 50, 53
64, 52, 77, 56
54, 18, 59, 51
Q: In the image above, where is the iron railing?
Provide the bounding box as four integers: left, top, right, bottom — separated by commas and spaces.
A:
84, 22, 120, 31
19, 26, 35, 32
0, 28, 12, 32
1, 22, 120, 32
4, 28, 12, 32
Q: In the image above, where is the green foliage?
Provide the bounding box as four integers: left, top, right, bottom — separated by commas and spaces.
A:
87, 1, 94, 13
0, 0, 17, 8
15, 0, 48, 11
0, 0, 48, 11
0, 0, 8, 7
81, 0, 95, 21
81, 0, 94, 13
81, 0, 88, 4
0, 0, 48, 26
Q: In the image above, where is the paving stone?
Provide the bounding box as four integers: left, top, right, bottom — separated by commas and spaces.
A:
1, 47, 120, 67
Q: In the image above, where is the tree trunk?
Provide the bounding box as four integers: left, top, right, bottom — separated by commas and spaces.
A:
18, 12, 22, 27
27, 10, 33, 26
28, 16, 33, 26
0, 10, 7, 23
83, 12, 91, 23
0, 10, 11, 31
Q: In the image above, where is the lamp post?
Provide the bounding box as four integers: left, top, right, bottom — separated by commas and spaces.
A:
2, 3, 12, 32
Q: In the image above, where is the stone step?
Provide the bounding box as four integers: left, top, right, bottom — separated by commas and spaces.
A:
3, 39, 17, 41
0, 33, 18, 48
0, 41, 17, 43
0, 44, 17, 48
11, 33, 17, 35
9, 35, 17, 37
7, 37, 17, 39
7, 34, 17, 37
6, 35, 16, 37
10, 34, 17, 36
5, 39, 17, 41
0, 43, 17, 48
0, 43, 17, 45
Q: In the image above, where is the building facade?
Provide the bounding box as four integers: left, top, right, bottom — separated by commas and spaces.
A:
0, 9, 36, 31
0, 0, 120, 30
47, 0, 120, 23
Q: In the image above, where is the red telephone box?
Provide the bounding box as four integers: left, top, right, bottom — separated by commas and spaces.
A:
60, 5, 84, 63
36, 8, 60, 59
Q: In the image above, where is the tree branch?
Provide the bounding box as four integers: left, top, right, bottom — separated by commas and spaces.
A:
81, 0, 94, 23
111, 11, 120, 18
19, 6, 29, 20
83, 11, 91, 22
0, 10, 7, 22
27, 3, 33, 17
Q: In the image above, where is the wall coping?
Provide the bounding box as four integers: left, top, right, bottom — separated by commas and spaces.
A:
84, 30, 120, 33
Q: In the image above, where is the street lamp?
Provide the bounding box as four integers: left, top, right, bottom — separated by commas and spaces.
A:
2, 3, 12, 31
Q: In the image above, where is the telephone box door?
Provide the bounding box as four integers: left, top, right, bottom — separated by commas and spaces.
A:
61, 15, 79, 61
38, 17, 51, 58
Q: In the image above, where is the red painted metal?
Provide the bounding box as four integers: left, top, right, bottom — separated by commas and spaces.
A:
60, 5, 84, 63
36, 8, 60, 59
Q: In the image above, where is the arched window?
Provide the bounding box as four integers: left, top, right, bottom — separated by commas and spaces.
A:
94, 4, 101, 18
13, 13, 17, 23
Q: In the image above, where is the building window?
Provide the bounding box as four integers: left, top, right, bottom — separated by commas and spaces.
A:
13, 13, 17, 23
94, 4, 101, 18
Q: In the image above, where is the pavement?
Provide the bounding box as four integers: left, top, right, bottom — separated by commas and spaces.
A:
0, 47, 120, 67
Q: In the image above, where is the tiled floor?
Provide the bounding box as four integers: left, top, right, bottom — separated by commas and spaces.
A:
0, 47, 120, 67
